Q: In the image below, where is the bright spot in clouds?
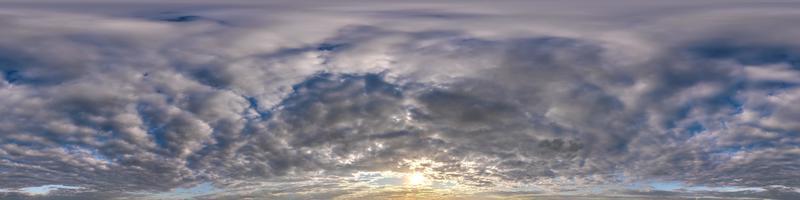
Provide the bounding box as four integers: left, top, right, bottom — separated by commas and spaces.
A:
405, 172, 429, 186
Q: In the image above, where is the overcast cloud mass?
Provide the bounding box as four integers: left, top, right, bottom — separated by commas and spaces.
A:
1, 0, 800, 199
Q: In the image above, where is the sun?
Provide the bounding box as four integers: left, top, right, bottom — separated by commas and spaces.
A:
405, 172, 429, 186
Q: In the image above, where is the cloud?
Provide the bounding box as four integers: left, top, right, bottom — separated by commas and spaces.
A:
0, 0, 799, 199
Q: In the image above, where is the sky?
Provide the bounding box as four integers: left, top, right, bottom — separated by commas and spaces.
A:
0, 0, 799, 199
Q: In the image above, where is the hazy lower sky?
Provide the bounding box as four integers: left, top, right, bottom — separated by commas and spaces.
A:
1, 1, 799, 199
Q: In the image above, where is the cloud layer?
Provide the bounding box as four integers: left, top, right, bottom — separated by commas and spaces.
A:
1, 0, 799, 199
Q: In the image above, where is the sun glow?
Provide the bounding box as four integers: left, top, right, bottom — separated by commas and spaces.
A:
405, 172, 429, 186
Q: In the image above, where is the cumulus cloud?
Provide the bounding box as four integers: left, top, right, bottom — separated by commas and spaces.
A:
1, 0, 800, 199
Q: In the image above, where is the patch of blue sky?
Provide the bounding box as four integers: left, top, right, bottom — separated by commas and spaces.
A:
371, 177, 404, 186
641, 181, 765, 192
650, 181, 683, 191
143, 182, 222, 199
20, 185, 83, 195
62, 144, 114, 165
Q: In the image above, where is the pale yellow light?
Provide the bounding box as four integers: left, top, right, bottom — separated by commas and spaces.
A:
406, 172, 428, 186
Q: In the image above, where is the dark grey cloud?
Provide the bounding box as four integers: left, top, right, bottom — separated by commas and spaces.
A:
0, 190, 139, 200
1, 0, 800, 199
